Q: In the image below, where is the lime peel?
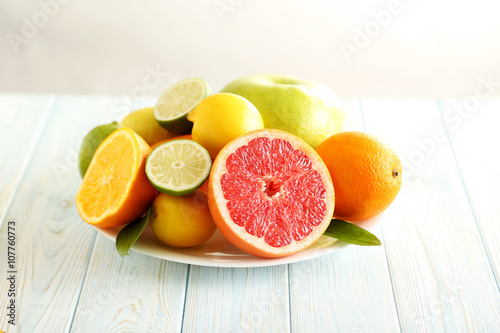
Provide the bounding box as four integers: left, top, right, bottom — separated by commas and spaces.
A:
154, 78, 210, 135
145, 139, 212, 196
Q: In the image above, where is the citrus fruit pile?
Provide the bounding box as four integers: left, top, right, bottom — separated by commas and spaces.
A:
75, 74, 402, 258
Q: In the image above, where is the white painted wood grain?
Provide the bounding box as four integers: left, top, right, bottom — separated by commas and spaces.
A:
182, 265, 289, 333
70, 235, 189, 333
289, 100, 400, 333
362, 100, 500, 332
0, 95, 153, 332
0, 95, 87, 332
0, 94, 54, 228
290, 246, 401, 333
4, 95, 500, 332
58, 95, 190, 333
180, 100, 371, 333
440, 99, 500, 286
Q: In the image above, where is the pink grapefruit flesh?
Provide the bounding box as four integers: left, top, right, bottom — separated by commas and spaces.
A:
208, 129, 335, 258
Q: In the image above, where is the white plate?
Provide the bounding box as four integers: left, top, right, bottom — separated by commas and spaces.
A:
95, 215, 383, 268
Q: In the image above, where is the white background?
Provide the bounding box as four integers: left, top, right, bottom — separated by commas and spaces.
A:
1, 0, 500, 98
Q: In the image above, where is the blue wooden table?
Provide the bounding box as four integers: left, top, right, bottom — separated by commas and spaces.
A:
1, 94, 499, 332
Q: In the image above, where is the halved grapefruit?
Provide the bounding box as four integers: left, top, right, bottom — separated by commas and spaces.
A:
208, 129, 335, 258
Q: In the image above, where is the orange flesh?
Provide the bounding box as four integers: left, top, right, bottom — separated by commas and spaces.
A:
76, 128, 158, 228
79, 135, 134, 218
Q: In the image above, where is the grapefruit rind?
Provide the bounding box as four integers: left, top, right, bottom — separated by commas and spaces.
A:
208, 129, 335, 258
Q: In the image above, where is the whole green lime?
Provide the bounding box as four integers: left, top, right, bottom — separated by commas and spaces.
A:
221, 74, 345, 148
78, 122, 121, 177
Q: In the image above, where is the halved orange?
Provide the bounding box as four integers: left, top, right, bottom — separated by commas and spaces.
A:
76, 128, 157, 228
208, 129, 335, 258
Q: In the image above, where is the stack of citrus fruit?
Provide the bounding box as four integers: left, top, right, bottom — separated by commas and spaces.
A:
75, 74, 402, 258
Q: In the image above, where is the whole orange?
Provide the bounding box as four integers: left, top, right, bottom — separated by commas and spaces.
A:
316, 131, 402, 221
150, 134, 192, 150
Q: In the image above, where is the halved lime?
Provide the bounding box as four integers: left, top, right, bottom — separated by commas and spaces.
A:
145, 139, 212, 196
154, 78, 210, 134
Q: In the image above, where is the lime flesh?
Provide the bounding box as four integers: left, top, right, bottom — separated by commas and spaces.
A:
154, 78, 209, 135
145, 139, 212, 196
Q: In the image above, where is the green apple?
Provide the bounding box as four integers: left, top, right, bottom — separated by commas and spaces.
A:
221, 74, 345, 148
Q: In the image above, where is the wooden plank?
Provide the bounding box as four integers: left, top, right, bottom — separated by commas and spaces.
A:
289, 100, 400, 332
290, 246, 401, 332
0, 95, 160, 332
180, 100, 360, 332
69, 236, 188, 333
362, 100, 500, 332
181, 100, 385, 333
440, 99, 500, 283
67, 96, 189, 332
182, 265, 289, 332
0, 94, 54, 227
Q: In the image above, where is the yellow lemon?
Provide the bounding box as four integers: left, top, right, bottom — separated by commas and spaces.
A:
187, 93, 264, 159
121, 107, 174, 146
150, 191, 216, 248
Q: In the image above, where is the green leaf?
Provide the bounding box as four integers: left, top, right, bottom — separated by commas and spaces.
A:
323, 219, 382, 246
116, 205, 151, 256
